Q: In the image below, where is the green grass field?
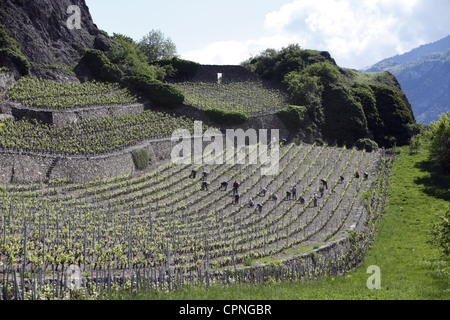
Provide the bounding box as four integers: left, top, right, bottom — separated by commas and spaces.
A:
114, 140, 449, 300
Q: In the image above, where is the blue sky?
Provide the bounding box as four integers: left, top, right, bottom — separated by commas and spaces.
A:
85, 0, 450, 70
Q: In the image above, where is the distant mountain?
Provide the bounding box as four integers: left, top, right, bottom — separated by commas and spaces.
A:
367, 35, 450, 124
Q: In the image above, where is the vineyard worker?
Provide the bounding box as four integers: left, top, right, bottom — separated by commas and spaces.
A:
233, 181, 239, 195
292, 186, 297, 200
272, 193, 278, 201
260, 187, 267, 197
340, 175, 345, 184
201, 180, 208, 191
364, 172, 369, 180
355, 171, 360, 179
189, 169, 197, 179
257, 203, 263, 214
319, 185, 324, 198
314, 193, 318, 207
249, 198, 255, 207
321, 178, 328, 190
234, 193, 240, 204
286, 190, 291, 200
221, 181, 229, 191
202, 170, 208, 180
299, 196, 305, 205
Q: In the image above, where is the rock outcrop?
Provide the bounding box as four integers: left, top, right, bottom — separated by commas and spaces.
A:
0, 0, 111, 81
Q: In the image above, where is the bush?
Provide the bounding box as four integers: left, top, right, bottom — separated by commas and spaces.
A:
356, 138, 379, 152
205, 108, 248, 125
80, 49, 123, 82
429, 112, 450, 174
276, 105, 307, 130
122, 73, 185, 106
151, 57, 199, 80
0, 48, 30, 75
0, 25, 30, 75
131, 148, 150, 170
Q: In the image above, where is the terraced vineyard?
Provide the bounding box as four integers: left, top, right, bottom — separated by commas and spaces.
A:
0, 141, 392, 299
173, 81, 290, 116
5, 77, 138, 110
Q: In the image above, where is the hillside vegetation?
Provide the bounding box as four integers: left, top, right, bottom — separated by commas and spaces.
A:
242, 44, 416, 148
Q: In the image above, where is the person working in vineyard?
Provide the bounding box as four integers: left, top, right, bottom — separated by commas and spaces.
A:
202, 170, 208, 180
260, 187, 267, 197
221, 181, 229, 191
292, 186, 297, 200
234, 193, 240, 204
299, 196, 305, 204
355, 171, 360, 179
340, 175, 344, 184
249, 198, 255, 208
321, 178, 328, 190
201, 180, 208, 191
257, 203, 263, 214
319, 184, 324, 198
314, 193, 318, 207
272, 193, 278, 201
189, 169, 197, 179
286, 190, 291, 200
233, 181, 239, 195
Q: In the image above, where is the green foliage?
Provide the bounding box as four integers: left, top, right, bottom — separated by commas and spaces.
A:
430, 206, 450, 256
106, 33, 164, 80
131, 148, 150, 171
351, 84, 382, 134
150, 57, 199, 81
369, 84, 414, 147
0, 48, 30, 75
243, 44, 321, 82
356, 138, 379, 152
321, 85, 368, 145
122, 73, 185, 106
276, 105, 307, 130
429, 112, 450, 174
283, 72, 323, 106
303, 61, 341, 86
80, 49, 123, 83
138, 29, 178, 61
205, 108, 248, 125
0, 25, 30, 75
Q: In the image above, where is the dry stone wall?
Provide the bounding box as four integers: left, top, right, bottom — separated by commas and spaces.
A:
191, 65, 261, 83
0, 101, 146, 128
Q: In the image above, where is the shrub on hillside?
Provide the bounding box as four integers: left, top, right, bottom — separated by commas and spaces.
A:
150, 57, 199, 81
356, 138, 379, 152
276, 105, 307, 130
80, 49, 123, 82
122, 73, 185, 106
131, 148, 150, 170
369, 84, 414, 147
205, 108, 248, 125
429, 111, 450, 174
321, 85, 368, 146
0, 25, 30, 75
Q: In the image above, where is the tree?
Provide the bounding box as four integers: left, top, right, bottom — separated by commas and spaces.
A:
430, 206, 450, 256
138, 30, 178, 61
429, 112, 450, 174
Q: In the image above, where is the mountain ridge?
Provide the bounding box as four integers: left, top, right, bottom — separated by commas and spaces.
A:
367, 35, 450, 123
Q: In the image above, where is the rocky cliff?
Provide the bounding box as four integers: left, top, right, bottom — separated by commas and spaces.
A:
0, 0, 111, 81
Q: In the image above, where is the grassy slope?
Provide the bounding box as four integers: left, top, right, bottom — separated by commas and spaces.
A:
117, 139, 449, 300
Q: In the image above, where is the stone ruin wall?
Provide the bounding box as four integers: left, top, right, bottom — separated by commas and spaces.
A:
190, 65, 261, 83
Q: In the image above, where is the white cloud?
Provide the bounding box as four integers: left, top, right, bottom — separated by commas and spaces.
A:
181, 0, 450, 69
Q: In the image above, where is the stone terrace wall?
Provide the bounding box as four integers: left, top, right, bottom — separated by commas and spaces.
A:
191, 65, 261, 83
0, 136, 217, 184
0, 102, 146, 128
